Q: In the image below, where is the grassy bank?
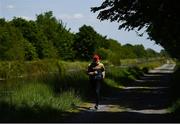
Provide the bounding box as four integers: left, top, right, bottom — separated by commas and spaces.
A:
0, 83, 80, 122
0, 60, 88, 122
0, 58, 167, 122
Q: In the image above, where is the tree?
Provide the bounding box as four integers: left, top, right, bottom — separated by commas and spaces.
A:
73, 25, 106, 60
95, 48, 110, 60
133, 44, 146, 58
91, 0, 180, 59
160, 49, 170, 58
11, 17, 58, 59
122, 44, 137, 58
146, 48, 159, 58
107, 38, 124, 59
23, 40, 38, 60
36, 11, 75, 60
0, 21, 26, 60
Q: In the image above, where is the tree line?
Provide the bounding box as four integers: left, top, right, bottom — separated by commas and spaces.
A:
0, 11, 165, 62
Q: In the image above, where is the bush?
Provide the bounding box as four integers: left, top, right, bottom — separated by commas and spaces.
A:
107, 52, 121, 66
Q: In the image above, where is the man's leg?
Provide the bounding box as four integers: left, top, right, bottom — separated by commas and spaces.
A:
90, 79, 96, 100
95, 80, 101, 109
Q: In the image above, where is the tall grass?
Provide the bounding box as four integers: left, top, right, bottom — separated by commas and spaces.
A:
0, 60, 88, 122
0, 80, 81, 122
105, 65, 144, 85
11, 82, 80, 111
120, 57, 167, 69
0, 58, 168, 121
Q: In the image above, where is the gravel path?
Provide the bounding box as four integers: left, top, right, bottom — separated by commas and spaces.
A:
64, 63, 179, 123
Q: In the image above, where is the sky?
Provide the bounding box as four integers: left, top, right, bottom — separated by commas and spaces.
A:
0, 0, 163, 52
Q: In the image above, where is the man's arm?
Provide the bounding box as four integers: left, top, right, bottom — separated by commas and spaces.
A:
93, 63, 105, 71
87, 64, 95, 75
101, 64, 105, 78
93, 63, 105, 78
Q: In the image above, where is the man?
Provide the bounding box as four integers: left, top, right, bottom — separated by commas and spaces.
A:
87, 54, 105, 110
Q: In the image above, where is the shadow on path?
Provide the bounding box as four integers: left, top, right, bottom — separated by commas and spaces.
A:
64, 63, 180, 123
65, 111, 178, 123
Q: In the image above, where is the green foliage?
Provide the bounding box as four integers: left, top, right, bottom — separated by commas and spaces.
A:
108, 52, 121, 66
95, 48, 110, 60
122, 44, 137, 59
0, 82, 81, 122
0, 59, 168, 122
138, 58, 166, 70
127, 66, 143, 79
11, 83, 80, 111
36, 11, 75, 60
11, 17, 58, 59
0, 11, 163, 61
106, 66, 130, 84
160, 49, 170, 58
73, 25, 107, 60
133, 45, 147, 58
91, 0, 180, 60
146, 48, 159, 58
0, 22, 26, 60
170, 99, 180, 114
23, 40, 38, 60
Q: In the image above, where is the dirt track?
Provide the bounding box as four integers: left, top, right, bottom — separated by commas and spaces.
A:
64, 63, 180, 123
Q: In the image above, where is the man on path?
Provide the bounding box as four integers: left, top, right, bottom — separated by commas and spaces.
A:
87, 54, 105, 110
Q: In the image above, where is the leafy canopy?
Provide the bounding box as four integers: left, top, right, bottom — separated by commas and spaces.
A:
91, 0, 180, 59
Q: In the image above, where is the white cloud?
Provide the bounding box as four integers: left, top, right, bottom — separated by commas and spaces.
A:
58, 13, 84, 20
7, 5, 15, 9
73, 13, 84, 19
17, 16, 34, 21
21, 16, 31, 20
